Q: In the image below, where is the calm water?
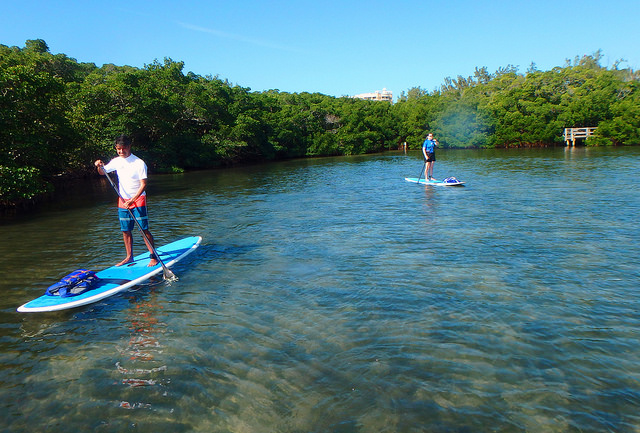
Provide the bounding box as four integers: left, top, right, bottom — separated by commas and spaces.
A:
1, 147, 640, 432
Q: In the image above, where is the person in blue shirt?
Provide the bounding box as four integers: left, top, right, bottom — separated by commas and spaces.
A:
422, 133, 438, 180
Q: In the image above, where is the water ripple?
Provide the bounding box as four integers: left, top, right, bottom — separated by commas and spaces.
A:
2, 148, 640, 431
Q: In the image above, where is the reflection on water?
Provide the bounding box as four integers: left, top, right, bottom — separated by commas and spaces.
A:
2, 147, 640, 432
117, 290, 168, 410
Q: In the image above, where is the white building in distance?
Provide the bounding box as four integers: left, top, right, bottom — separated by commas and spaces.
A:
353, 88, 393, 102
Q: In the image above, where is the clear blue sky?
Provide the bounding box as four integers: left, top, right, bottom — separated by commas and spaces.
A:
2, 0, 639, 100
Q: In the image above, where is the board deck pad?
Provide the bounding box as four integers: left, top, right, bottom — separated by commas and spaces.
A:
404, 177, 465, 186
17, 236, 202, 313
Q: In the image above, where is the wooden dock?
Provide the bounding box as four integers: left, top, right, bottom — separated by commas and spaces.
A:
564, 127, 597, 146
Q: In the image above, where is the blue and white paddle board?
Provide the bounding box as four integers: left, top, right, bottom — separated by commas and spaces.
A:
17, 236, 202, 313
405, 177, 465, 187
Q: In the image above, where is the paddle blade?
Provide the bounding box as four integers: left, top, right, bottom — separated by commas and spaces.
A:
162, 267, 178, 282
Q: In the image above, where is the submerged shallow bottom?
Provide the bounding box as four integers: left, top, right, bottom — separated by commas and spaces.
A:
2, 148, 640, 432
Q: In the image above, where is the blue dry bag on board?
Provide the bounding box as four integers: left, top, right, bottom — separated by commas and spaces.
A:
443, 177, 459, 184
45, 269, 100, 298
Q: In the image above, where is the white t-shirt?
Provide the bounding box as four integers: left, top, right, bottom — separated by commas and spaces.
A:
104, 154, 148, 199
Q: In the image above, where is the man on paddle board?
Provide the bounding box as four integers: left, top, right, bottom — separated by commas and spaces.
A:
94, 135, 158, 267
422, 133, 438, 180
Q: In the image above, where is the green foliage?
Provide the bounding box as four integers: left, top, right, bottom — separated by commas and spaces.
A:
0, 165, 51, 203
1, 41, 639, 207
591, 84, 640, 145
397, 52, 639, 149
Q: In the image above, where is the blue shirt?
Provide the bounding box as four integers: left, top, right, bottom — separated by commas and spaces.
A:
423, 139, 436, 153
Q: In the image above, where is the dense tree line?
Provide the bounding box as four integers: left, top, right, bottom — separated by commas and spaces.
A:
396, 54, 640, 148
1, 40, 638, 206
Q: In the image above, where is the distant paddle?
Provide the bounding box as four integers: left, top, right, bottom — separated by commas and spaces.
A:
417, 160, 426, 183
101, 165, 177, 281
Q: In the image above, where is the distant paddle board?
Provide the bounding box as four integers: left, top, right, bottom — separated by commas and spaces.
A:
17, 236, 202, 313
405, 177, 465, 187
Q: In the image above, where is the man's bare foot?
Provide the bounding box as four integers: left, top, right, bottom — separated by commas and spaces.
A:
116, 257, 134, 266
148, 257, 158, 267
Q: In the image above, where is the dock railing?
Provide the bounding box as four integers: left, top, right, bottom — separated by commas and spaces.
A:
564, 127, 597, 146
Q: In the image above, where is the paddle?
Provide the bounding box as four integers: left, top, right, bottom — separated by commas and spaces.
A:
100, 166, 177, 281
417, 160, 426, 183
